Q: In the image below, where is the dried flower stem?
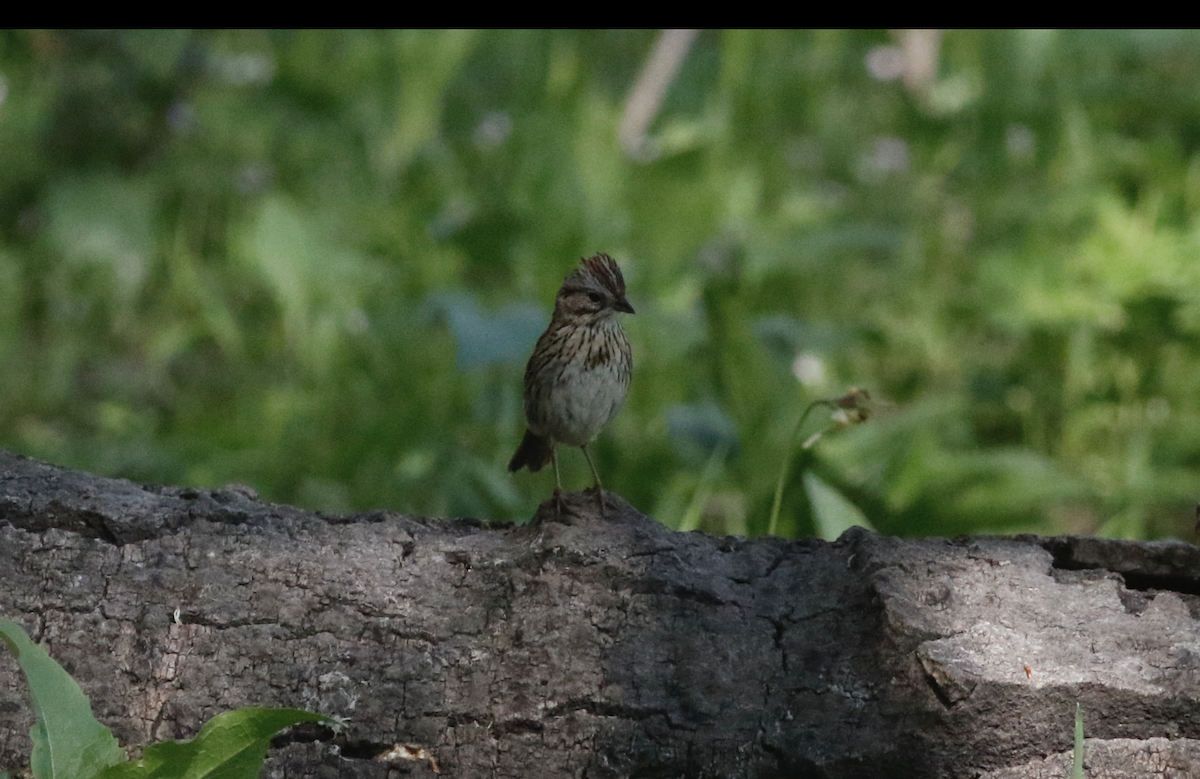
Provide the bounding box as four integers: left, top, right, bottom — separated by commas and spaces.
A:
767, 388, 870, 537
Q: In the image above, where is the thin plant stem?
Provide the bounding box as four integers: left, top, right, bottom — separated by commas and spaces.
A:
767, 399, 831, 536
678, 442, 729, 532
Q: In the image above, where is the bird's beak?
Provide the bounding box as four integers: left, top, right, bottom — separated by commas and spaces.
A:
615, 296, 635, 314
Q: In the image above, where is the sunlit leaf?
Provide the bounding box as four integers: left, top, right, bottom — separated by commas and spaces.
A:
96, 708, 331, 779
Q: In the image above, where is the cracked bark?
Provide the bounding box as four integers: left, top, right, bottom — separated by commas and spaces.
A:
1, 449, 1198, 779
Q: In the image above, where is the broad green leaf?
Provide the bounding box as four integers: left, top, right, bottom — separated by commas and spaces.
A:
0, 618, 124, 779
804, 472, 873, 541
97, 707, 331, 779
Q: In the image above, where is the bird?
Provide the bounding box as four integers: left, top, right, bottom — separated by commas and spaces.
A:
508, 253, 634, 517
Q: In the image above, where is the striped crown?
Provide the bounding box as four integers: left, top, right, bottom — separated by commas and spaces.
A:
568, 253, 626, 299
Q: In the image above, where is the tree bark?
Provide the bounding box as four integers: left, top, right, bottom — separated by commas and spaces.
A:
1, 449, 1198, 778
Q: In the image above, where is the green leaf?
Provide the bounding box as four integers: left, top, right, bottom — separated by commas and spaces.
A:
804, 472, 874, 541
96, 708, 332, 779
0, 618, 124, 779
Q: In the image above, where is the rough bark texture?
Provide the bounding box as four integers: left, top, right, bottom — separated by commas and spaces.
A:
1, 449, 1198, 778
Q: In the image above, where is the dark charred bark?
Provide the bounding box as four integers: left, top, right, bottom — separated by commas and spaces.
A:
1, 450, 1198, 778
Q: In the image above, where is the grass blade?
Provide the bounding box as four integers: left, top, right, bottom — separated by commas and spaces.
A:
1072, 702, 1085, 779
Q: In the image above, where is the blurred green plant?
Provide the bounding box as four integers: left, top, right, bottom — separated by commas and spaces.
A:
0, 618, 332, 779
2, 30, 1199, 539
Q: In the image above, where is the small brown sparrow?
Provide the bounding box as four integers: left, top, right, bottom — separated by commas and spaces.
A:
508, 253, 634, 516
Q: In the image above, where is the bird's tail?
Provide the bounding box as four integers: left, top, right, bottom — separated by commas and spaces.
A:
508, 429, 554, 473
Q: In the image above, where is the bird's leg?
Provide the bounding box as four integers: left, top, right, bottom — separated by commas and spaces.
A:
581, 444, 605, 517
551, 448, 567, 517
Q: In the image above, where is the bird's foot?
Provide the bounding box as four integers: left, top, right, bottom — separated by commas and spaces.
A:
531, 490, 572, 526
553, 488, 571, 522
585, 484, 606, 518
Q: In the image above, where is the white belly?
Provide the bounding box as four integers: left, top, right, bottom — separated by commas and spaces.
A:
539, 359, 627, 446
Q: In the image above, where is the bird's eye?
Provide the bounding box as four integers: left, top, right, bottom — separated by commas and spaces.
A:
586, 291, 603, 303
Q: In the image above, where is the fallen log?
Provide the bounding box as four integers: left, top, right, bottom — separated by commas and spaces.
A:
1, 450, 1197, 778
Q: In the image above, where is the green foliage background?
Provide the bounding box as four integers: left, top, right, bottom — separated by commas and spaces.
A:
2, 30, 1199, 540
